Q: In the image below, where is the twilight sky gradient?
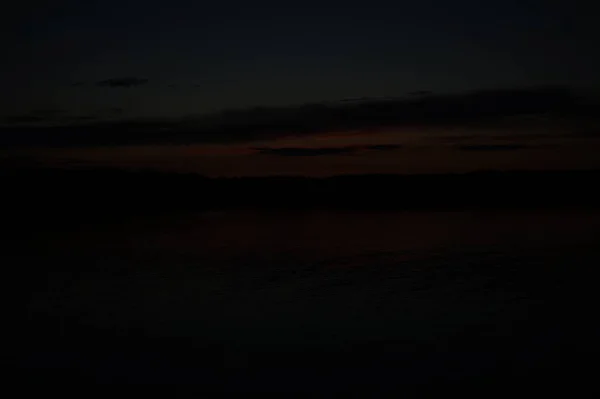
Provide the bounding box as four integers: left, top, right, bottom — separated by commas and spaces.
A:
2, 0, 600, 175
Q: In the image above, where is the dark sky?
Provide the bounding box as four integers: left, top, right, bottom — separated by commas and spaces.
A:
3, 0, 599, 117
2, 0, 600, 176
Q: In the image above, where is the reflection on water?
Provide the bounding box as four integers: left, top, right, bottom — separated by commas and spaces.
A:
15, 209, 600, 388
27, 210, 600, 339
47, 209, 600, 259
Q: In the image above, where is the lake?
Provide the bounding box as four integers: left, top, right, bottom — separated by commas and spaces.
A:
11, 209, 600, 390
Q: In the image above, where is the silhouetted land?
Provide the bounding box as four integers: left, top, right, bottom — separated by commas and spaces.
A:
3, 166, 600, 247
6, 166, 599, 250
3, 167, 600, 220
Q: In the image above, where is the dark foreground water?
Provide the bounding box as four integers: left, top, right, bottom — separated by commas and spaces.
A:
8, 210, 600, 391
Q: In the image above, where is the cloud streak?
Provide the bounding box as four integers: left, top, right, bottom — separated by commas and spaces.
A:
3, 113, 100, 125
456, 144, 534, 152
253, 144, 404, 156
364, 144, 404, 151
1, 86, 598, 148
96, 77, 149, 88
3, 115, 49, 123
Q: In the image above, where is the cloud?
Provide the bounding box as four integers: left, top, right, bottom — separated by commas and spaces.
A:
3, 115, 49, 123
62, 115, 98, 122
253, 144, 404, 156
1, 85, 596, 148
101, 107, 125, 115
434, 133, 563, 144
432, 135, 479, 143
407, 90, 433, 96
3, 111, 100, 124
489, 133, 562, 141
254, 147, 358, 156
110, 107, 125, 114
96, 77, 149, 88
2, 108, 65, 124
456, 144, 533, 152
364, 144, 403, 151
571, 129, 600, 139
31, 108, 64, 116
2, 109, 65, 123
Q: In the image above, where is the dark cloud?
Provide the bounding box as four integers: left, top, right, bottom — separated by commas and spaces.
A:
490, 133, 562, 141
254, 147, 358, 157
3, 109, 65, 124
31, 108, 64, 116
407, 90, 433, 96
62, 115, 98, 122
433, 135, 479, 143
3, 115, 49, 124
340, 97, 371, 103
104, 107, 125, 115
571, 129, 600, 139
1, 86, 597, 148
97, 77, 149, 88
364, 144, 404, 151
2, 112, 99, 125
456, 144, 533, 152
254, 144, 404, 157
436, 133, 563, 144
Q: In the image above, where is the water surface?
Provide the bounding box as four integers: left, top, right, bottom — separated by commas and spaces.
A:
14, 209, 600, 387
